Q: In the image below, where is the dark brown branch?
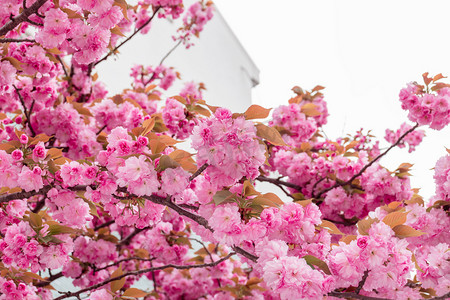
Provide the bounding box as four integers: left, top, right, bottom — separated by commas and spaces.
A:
0, 185, 89, 203
233, 246, 258, 262
356, 270, 369, 294
0, 185, 52, 203
2, 184, 258, 264
56, 55, 69, 78
93, 257, 156, 273
189, 163, 208, 181
96, 124, 107, 135
31, 198, 46, 213
53, 253, 235, 300
94, 7, 161, 66
315, 123, 420, 199
35, 271, 63, 287
14, 85, 36, 136
0, 38, 35, 43
25, 19, 43, 27
117, 228, 147, 247
328, 291, 391, 300
93, 220, 115, 231
256, 176, 302, 191
0, 0, 48, 36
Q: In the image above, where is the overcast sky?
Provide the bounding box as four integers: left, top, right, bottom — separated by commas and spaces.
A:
214, 0, 450, 199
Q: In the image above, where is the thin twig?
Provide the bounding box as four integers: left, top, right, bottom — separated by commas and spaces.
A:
25, 19, 43, 26
158, 39, 182, 66
96, 124, 107, 135
189, 163, 208, 181
256, 176, 302, 191
328, 291, 391, 300
93, 220, 115, 231
117, 227, 147, 247
56, 55, 69, 78
94, 7, 161, 66
53, 253, 235, 300
14, 85, 36, 136
143, 39, 184, 86
93, 257, 156, 273
315, 123, 420, 199
35, 271, 63, 287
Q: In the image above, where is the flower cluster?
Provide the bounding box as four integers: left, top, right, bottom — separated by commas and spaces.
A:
399, 83, 450, 130
385, 122, 425, 152
162, 98, 196, 139
192, 107, 266, 186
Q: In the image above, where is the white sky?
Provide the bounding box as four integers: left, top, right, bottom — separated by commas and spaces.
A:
213, 0, 450, 200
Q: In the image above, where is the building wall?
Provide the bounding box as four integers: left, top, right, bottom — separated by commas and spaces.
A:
97, 4, 259, 113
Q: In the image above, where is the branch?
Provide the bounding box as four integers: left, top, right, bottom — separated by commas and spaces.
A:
328, 291, 391, 300
158, 39, 182, 66
356, 270, 369, 294
0, 185, 89, 203
56, 55, 69, 78
35, 271, 63, 288
117, 227, 147, 247
315, 123, 420, 199
0, 0, 48, 36
53, 253, 235, 300
256, 176, 302, 191
147, 194, 214, 231
0, 38, 35, 43
189, 163, 208, 181
143, 39, 184, 86
0, 185, 52, 203
233, 246, 258, 262
93, 219, 115, 231
94, 7, 161, 66
14, 85, 36, 136
2, 185, 259, 263
93, 257, 156, 273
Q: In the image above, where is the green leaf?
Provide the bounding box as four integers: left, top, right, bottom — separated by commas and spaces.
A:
47, 224, 77, 236
213, 190, 234, 205
302, 255, 331, 275
157, 155, 180, 172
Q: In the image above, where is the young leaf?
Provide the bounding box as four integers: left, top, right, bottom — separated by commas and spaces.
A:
122, 288, 148, 298
255, 123, 288, 146
392, 225, 425, 238
243, 104, 272, 120
319, 220, 344, 235
382, 211, 407, 228
110, 266, 125, 293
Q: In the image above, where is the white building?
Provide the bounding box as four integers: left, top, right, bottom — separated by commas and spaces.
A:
97, 3, 259, 113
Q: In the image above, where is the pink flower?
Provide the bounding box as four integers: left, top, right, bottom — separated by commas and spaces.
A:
32, 141, 47, 161
11, 149, 23, 161
161, 167, 190, 196
89, 289, 112, 300
18, 166, 43, 192
0, 60, 16, 86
